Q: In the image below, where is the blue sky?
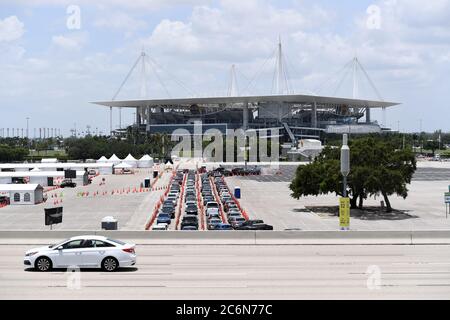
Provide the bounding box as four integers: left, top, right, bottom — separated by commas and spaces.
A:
0, 0, 449, 136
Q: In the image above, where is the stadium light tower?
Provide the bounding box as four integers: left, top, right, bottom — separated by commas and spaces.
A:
26, 117, 29, 139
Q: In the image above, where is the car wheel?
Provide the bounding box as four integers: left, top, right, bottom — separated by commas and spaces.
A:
102, 257, 119, 272
35, 257, 52, 272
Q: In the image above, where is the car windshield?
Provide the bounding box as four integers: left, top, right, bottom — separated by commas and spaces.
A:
49, 238, 70, 248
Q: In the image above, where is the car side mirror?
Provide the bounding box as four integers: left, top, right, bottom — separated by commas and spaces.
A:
57, 246, 63, 250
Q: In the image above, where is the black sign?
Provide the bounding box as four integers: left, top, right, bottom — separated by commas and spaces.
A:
164, 157, 173, 164
45, 207, 63, 226
64, 169, 76, 179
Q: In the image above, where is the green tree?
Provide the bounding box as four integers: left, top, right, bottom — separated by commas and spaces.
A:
423, 140, 440, 155
0, 144, 28, 162
290, 137, 417, 212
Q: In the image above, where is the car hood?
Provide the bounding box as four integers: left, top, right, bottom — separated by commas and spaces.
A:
26, 245, 53, 255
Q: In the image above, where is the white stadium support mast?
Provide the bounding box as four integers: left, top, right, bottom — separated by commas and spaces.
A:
272, 36, 291, 96
352, 57, 359, 99
227, 64, 239, 97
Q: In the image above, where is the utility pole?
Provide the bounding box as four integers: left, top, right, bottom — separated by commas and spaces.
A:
419, 119, 423, 154
110, 107, 113, 136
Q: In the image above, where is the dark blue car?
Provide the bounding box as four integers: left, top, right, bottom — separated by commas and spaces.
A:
213, 223, 233, 230
157, 213, 171, 225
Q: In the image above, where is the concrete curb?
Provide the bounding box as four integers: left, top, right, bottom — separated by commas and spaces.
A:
0, 230, 449, 245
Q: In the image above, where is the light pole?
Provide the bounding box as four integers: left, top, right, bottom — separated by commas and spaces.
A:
340, 134, 350, 230
419, 119, 423, 154
341, 134, 350, 196
26, 117, 29, 139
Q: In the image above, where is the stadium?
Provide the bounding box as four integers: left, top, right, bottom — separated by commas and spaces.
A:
92, 40, 399, 146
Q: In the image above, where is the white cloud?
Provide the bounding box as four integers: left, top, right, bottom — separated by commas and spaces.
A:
1, 0, 450, 132
3, 0, 211, 10
94, 12, 147, 32
0, 16, 25, 42
51, 33, 87, 50
143, 0, 333, 66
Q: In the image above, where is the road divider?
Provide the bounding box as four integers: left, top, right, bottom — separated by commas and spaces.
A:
1, 230, 450, 245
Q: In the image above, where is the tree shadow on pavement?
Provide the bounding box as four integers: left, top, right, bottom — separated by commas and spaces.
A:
304, 206, 419, 221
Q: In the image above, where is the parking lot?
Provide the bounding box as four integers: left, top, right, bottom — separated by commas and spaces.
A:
0, 166, 173, 230
0, 159, 449, 232
225, 165, 450, 231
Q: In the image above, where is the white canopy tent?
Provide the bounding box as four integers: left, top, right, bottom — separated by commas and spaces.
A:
108, 154, 121, 165
97, 156, 108, 163
123, 154, 138, 168
138, 154, 154, 168
115, 162, 133, 169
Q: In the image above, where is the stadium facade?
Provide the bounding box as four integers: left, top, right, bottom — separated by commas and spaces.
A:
92, 41, 400, 145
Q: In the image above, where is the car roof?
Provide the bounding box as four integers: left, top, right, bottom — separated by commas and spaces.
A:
69, 235, 107, 240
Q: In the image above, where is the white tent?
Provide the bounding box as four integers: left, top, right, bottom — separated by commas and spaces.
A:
97, 156, 108, 163
138, 154, 154, 168
41, 158, 58, 163
108, 154, 121, 165
115, 162, 133, 169
123, 154, 138, 168
0, 184, 44, 205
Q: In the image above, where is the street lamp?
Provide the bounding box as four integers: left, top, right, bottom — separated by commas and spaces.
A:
341, 134, 350, 197
340, 134, 350, 230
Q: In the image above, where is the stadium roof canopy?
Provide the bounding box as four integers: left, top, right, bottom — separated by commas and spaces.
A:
92, 94, 400, 109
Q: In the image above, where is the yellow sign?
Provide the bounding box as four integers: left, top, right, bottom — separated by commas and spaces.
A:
339, 197, 350, 229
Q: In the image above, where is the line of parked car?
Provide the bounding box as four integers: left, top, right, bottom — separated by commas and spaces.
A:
179, 170, 200, 231
153, 168, 273, 231
199, 173, 229, 230
207, 166, 262, 177
153, 170, 202, 231
152, 171, 183, 230
212, 172, 274, 230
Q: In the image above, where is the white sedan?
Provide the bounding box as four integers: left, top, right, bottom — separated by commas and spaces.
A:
24, 235, 136, 272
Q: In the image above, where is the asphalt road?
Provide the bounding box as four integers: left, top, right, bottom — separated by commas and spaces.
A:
1, 244, 449, 300
230, 167, 450, 182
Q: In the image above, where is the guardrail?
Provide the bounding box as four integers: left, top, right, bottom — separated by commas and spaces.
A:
0, 230, 449, 245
